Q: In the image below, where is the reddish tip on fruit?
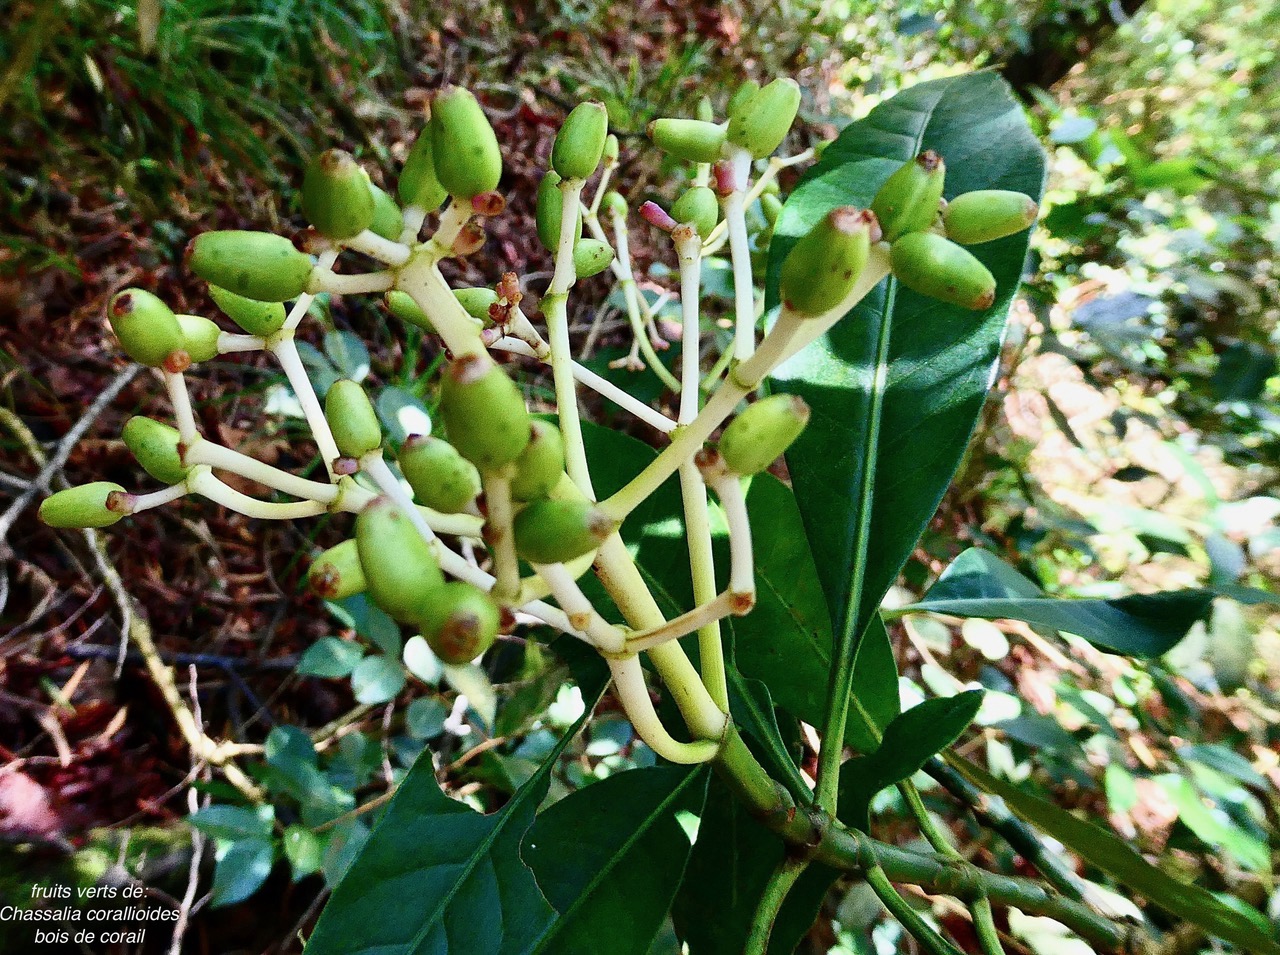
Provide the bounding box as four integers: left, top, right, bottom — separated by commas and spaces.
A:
163, 350, 192, 374
639, 201, 677, 232
471, 191, 506, 216
917, 150, 942, 172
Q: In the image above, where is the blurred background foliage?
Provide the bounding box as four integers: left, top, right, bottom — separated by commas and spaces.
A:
0, 1, 1276, 952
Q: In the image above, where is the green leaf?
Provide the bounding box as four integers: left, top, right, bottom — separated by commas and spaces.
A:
350, 654, 406, 705
725, 669, 809, 800
283, 825, 324, 880
376, 384, 432, 444
766, 72, 1046, 653
839, 690, 983, 831
324, 328, 371, 381
328, 593, 403, 656
211, 837, 274, 907
189, 804, 274, 842
673, 776, 835, 955
406, 697, 449, 739
524, 767, 708, 955
297, 636, 365, 678
1160, 775, 1271, 874
903, 548, 1213, 657
947, 753, 1280, 955
306, 653, 610, 954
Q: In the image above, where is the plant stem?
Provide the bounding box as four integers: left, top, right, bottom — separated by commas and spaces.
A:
308, 268, 395, 296
746, 858, 808, 955
865, 864, 965, 955
283, 247, 337, 332
342, 229, 410, 266
394, 252, 486, 359
187, 467, 326, 520
606, 655, 718, 764
724, 148, 756, 361
607, 209, 682, 392
164, 370, 198, 443
216, 332, 265, 354
185, 440, 340, 503
270, 334, 341, 481
480, 468, 521, 602
542, 293, 596, 497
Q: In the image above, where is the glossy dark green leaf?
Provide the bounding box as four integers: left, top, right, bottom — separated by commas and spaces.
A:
725, 668, 809, 800
673, 776, 836, 955
839, 690, 983, 831
297, 636, 365, 678
948, 753, 1280, 955
903, 548, 1213, 656
189, 804, 273, 842
766, 72, 1046, 654
210, 837, 274, 908
524, 766, 707, 955
732, 476, 899, 753
306, 655, 609, 954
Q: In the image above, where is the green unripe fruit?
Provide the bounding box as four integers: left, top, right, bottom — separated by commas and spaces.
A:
188, 231, 313, 303
779, 207, 874, 316
176, 314, 221, 363
535, 171, 583, 252
368, 182, 403, 241
602, 190, 628, 219
107, 289, 184, 368
727, 80, 760, 120
325, 379, 382, 459
399, 125, 448, 211
696, 95, 714, 123
871, 151, 947, 242
208, 284, 287, 337
308, 539, 367, 600
572, 238, 614, 278
510, 420, 565, 501
647, 118, 726, 164
39, 482, 127, 529
418, 581, 500, 665
760, 193, 782, 226
430, 87, 502, 200
942, 189, 1038, 245
454, 287, 498, 323
720, 394, 810, 475
355, 496, 445, 623
398, 436, 482, 513
553, 101, 609, 180
726, 77, 800, 159
122, 416, 188, 485
384, 290, 431, 330
302, 149, 376, 240
439, 354, 531, 471
513, 498, 615, 565
603, 134, 619, 164
890, 231, 996, 311
672, 185, 719, 237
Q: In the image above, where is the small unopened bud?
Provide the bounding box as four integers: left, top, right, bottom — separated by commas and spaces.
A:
418, 582, 500, 665
553, 101, 609, 180
107, 289, 185, 368
399, 124, 448, 211
209, 284, 287, 337
871, 151, 947, 242
355, 496, 445, 623
430, 87, 503, 200
603, 134, 620, 166
726, 77, 800, 159
454, 287, 499, 323
308, 539, 367, 600
325, 379, 382, 458
367, 182, 403, 241
648, 118, 727, 164
672, 185, 719, 237
889, 231, 996, 311
471, 190, 506, 217
302, 149, 375, 240
719, 394, 810, 475
510, 420, 565, 501
440, 353, 531, 471
639, 200, 678, 233
384, 290, 431, 330
187, 231, 314, 303
398, 435, 482, 514
779, 207, 875, 316
942, 189, 1038, 245
513, 498, 616, 564
176, 314, 222, 363
572, 238, 614, 277
122, 417, 188, 485
39, 482, 128, 529
696, 95, 714, 123
599, 189, 624, 218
